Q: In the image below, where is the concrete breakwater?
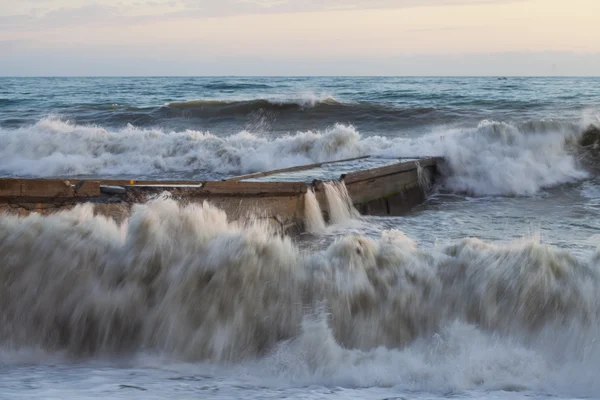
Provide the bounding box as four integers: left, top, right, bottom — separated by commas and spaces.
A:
0, 157, 441, 233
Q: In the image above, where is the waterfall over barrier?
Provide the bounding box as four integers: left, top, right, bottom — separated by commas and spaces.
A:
416, 160, 433, 194
303, 181, 359, 231
303, 187, 326, 233
322, 181, 360, 225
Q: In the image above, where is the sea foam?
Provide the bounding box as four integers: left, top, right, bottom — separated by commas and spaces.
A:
0, 116, 596, 196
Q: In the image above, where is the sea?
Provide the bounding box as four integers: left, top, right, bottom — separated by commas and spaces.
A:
1, 76, 600, 399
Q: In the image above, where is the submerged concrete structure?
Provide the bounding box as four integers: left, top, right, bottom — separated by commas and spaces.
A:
0, 157, 442, 233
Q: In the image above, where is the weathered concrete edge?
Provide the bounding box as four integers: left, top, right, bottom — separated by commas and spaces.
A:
0, 179, 309, 198
342, 157, 440, 184
312, 159, 439, 218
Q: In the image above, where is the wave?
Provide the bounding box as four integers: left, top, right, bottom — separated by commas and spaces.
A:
158, 96, 448, 125
164, 95, 342, 113
201, 82, 274, 90
0, 118, 373, 179
3, 95, 455, 129
75, 104, 149, 111
383, 119, 591, 196
2, 198, 600, 394
261, 316, 600, 395
0, 116, 597, 195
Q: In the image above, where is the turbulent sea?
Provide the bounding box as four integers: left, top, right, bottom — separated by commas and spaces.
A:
2, 76, 600, 399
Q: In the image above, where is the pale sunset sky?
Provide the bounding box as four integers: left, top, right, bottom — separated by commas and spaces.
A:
1, 0, 599, 75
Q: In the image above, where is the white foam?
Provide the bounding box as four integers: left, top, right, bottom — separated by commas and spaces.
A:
0, 116, 594, 196
0, 118, 372, 178
2, 199, 600, 396
377, 119, 589, 196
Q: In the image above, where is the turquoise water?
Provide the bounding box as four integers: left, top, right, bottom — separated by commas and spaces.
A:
1, 77, 600, 400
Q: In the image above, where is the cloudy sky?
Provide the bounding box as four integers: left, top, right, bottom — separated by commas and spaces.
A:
1, 0, 599, 75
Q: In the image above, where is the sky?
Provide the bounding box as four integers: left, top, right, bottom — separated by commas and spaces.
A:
0, 0, 599, 76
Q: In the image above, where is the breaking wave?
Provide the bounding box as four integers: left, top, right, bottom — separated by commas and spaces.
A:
0, 118, 373, 179
165, 95, 341, 111
0, 116, 597, 196
2, 198, 600, 395
383, 119, 592, 196
156, 96, 448, 127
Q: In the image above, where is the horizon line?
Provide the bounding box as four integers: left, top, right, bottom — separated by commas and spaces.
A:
1, 75, 599, 78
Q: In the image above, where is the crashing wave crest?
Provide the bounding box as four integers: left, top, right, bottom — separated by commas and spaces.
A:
1, 198, 600, 361
0, 117, 597, 196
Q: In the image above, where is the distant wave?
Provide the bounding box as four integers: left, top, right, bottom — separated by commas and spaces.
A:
157, 96, 446, 125
76, 104, 150, 111
165, 95, 342, 112
0, 116, 597, 196
201, 82, 274, 90
2, 95, 455, 128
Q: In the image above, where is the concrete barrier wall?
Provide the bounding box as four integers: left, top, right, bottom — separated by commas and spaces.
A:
0, 158, 441, 233
345, 158, 437, 215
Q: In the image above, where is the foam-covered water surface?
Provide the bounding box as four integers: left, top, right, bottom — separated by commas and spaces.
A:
240, 156, 406, 183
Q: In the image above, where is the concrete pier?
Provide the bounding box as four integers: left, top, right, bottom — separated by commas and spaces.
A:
0, 157, 442, 233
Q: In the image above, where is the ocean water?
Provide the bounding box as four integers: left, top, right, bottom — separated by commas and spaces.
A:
1, 76, 600, 399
